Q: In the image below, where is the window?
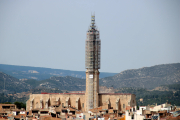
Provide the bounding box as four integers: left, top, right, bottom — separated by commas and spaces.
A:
123, 104, 125, 108
62, 103, 64, 107
36, 102, 38, 108
82, 103, 84, 108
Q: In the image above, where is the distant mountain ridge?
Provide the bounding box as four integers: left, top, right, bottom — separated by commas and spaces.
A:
0, 64, 117, 80
0, 63, 180, 94
100, 63, 180, 89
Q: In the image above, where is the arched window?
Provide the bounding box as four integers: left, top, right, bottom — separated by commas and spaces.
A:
123, 104, 125, 108
36, 102, 38, 108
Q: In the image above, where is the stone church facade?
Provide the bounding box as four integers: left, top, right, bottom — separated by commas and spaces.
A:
26, 93, 136, 112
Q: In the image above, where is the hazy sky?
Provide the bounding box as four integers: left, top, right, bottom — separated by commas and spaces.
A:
0, 0, 180, 73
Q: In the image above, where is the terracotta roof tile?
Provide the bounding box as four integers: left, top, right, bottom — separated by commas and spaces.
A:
126, 106, 132, 111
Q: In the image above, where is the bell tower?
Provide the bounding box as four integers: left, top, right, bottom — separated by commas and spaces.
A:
85, 15, 101, 111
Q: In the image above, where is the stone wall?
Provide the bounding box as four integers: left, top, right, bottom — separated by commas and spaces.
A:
99, 93, 136, 111
26, 93, 86, 111
26, 93, 136, 112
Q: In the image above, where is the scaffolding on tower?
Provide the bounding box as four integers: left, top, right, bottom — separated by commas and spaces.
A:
85, 15, 101, 110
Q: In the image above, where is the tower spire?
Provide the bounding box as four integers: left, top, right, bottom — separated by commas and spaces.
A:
90, 15, 96, 30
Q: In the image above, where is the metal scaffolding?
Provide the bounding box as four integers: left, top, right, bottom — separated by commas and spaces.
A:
85, 15, 101, 70
85, 15, 101, 110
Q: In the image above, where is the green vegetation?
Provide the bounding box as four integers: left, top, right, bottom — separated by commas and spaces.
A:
100, 63, 180, 89
161, 84, 180, 91
0, 63, 180, 106
116, 84, 180, 106
0, 72, 86, 93
0, 93, 27, 103
14, 101, 26, 109
0, 101, 26, 109
0, 93, 15, 103
0, 87, 63, 105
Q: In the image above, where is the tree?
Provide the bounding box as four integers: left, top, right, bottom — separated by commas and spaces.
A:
14, 101, 26, 109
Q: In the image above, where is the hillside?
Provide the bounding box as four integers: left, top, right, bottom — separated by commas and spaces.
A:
0, 72, 32, 93
0, 72, 86, 94
0, 87, 64, 103
35, 76, 85, 91
0, 72, 85, 103
1, 63, 180, 93
0, 64, 117, 80
1, 63, 180, 105
115, 83, 180, 106
100, 63, 180, 89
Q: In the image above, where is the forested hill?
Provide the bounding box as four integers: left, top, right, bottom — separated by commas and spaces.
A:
0, 72, 31, 93
115, 83, 180, 106
0, 64, 117, 80
1, 63, 180, 105
0, 72, 85, 93
1, 63, 180, 94
100, 63, 180, 89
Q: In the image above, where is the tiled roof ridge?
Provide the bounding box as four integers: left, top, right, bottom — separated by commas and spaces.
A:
41, 92, 85, 95
40, 92, 132, 95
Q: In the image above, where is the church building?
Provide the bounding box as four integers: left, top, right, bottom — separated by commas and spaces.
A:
26, 15, 136, 112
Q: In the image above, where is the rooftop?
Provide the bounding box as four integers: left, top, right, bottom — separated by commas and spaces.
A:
41, 92, 85, 95
40, 92, 132, 95
0, 104, 15, 106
